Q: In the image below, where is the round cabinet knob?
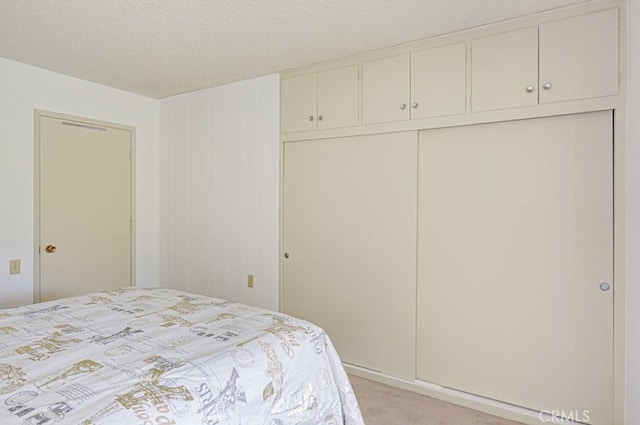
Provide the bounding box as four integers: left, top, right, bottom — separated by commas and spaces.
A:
318, 115, 323, 121
284, 252, 290, 259
45, 245, 57, 254
412, 102, 419, 109
526, 85, 535, 93
308, 116, 314, 121
400, 103, 407, 110
543, 82, 552, 90
599, 282, 610, 292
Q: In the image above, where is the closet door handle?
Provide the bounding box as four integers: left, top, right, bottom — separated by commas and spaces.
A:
308, 116, 314, 121
400, 103, 407, 110
412, 102, 419, 109
318, 115, 323, 121
543, 82, 552, 90
526, 85, 535, 93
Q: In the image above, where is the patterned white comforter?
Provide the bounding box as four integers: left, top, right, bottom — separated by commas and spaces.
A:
0, 287, 364, 425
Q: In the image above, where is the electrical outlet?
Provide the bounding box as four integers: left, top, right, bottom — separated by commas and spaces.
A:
247, 274, 254, 288
9, 259, 20, 275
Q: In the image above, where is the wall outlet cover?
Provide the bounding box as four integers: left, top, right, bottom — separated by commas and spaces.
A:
9, 259, 21, 275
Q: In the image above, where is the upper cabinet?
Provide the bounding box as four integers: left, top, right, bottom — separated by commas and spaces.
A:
281, 65, 359, 133
362, 42, 467, 125
471, 27, 539, 112
281, 73, 317, 132
411, 43, 467, 120
539, 8, 619, 104
281, 6, 621, 136
472, 9, 619, 112
362, 55, 411, 124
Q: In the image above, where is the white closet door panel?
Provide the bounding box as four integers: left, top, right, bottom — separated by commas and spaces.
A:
539, 8, 619, 104
362, 55, 411, 124
417, 111, 613, 425
281, 73, 317, 133
471, 27, 539, 112
283, 132, 417, 379
411, 42, 466, 119
317, 65, 359, 130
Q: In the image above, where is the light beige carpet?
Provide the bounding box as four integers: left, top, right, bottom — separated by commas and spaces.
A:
349, 375, 525, 425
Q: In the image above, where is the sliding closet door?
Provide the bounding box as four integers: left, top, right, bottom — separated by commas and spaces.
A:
283, 132, 417, 379
417, 111, 613, 425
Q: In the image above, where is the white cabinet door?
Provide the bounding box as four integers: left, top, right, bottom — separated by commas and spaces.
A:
471, 27, 539, 112
539, 8, 619, 104
281, 73, 317, 133
283, 132, 417, 379
411, 42, 466, 119
417, 111, 613, 425
362, 55, 410, 124
317, 65, 359, 130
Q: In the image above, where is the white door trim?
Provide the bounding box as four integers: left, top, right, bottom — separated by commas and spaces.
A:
33, 109, 136, 303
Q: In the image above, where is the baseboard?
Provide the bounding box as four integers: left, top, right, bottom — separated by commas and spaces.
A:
344, 363, 584, 425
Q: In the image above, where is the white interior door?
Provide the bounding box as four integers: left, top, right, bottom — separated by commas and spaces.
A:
38, 114, 133, 302
416, 111, 613, 425
283, 132, 417, 379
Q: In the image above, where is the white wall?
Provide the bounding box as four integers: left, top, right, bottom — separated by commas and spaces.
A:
0, 58, 160, 308
626, 0, 640, 423
158, 74, 279, 310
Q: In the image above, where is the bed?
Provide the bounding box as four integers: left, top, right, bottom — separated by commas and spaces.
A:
0, 287, 364, 425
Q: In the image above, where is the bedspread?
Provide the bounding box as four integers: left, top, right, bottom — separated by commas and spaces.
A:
0, 287, 364, 425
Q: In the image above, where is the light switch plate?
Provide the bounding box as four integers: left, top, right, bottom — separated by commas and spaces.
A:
247, 274, 254, 288
9, 259, 20, 275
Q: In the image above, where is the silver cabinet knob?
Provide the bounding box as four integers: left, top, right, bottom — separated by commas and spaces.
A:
412, 102, 418, 109
284, 252, 290, 259
308, 116, 314, 121
526, 85, 535, 93
600, 282, 610, 292
318, 115, 323, 121
543, 82, 552, 90
400, 103, 407, 110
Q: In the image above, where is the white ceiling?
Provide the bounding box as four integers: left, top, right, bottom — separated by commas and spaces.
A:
0, 0, 589, 99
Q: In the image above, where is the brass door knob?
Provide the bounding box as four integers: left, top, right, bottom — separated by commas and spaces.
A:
45, 245, 57, 253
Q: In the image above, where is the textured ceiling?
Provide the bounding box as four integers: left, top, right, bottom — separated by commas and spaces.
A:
0, 0, 589, 99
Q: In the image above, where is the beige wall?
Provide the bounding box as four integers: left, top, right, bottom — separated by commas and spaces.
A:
0, 58, 160, 308
158, 74, 280, 310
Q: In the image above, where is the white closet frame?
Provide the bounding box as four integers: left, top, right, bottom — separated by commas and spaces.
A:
278, 1, 628, 424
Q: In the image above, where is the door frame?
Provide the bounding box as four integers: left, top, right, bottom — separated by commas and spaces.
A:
33, 109, 136, 303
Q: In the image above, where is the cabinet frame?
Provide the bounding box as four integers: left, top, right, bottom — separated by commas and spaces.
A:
278, 1, 627, 424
